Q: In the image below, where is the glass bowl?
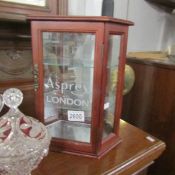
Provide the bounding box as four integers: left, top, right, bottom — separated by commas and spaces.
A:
0, 88, 51, 175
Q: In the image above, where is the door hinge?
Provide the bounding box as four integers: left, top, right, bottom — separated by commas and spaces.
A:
101, 43, 104, 60
33, 64, 39, 91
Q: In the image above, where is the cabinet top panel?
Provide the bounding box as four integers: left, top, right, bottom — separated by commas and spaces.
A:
28, 16, 134, 26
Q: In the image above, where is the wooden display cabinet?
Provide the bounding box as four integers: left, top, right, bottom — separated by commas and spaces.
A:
30, 16, 133, 158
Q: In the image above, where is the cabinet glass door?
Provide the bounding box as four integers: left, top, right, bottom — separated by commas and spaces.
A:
42, 32, 95, 143
103, 34, 121, 139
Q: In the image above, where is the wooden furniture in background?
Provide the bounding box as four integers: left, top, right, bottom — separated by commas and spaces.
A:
146, 0, 175, 11
0, 1, 68, 117
122, 57, 175, 175
0, 21, 35, 117
32, 120, 165, 175
0, 0, 68, 21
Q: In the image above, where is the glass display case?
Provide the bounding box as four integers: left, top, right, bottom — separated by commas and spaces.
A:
30, 16, 133, 158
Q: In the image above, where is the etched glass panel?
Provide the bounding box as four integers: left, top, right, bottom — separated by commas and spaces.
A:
43, 32, 95, 143
103, 35, 121, 139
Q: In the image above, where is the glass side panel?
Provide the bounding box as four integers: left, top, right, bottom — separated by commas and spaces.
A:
43, 32, 95, 143
103, 35, 121, 139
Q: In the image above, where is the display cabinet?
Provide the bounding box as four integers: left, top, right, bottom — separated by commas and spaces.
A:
30, 16, 133, 158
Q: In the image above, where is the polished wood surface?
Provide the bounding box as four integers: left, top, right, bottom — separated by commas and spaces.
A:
32, 120, 165, 175
122, 57, 175, 175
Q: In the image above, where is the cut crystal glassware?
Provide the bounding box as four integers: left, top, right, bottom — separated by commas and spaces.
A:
0, 88, 51, 175
0, 94, 4, 112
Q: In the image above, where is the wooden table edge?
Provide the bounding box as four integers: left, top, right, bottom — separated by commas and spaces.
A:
104, 141, 166, 175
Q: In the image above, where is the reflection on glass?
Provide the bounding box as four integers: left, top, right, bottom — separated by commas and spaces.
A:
42, 32, 95, 143
103, 35, 121, 139
0, 0, 46, 6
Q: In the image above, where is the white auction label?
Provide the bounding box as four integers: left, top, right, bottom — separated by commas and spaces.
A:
68, 110, 85, 122
104, 102, 110, 110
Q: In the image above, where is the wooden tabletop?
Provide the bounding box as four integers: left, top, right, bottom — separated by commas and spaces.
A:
32, 120, 165, 175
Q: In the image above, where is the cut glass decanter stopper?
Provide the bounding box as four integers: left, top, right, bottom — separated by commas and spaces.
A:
0, 88, 51, 175
0, 94, 4, 112
3, 88, 23, 109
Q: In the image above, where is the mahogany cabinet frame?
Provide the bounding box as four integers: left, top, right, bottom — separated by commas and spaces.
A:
30, 16, 133, 158
99, 23, 129, 155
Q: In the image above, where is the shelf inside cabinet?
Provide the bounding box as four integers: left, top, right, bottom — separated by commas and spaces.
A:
107, 65, 119, 69
43, 58, 94, 68
44, 63, 94, 68
46, 120, 91, 143
45, 105, 92, 111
